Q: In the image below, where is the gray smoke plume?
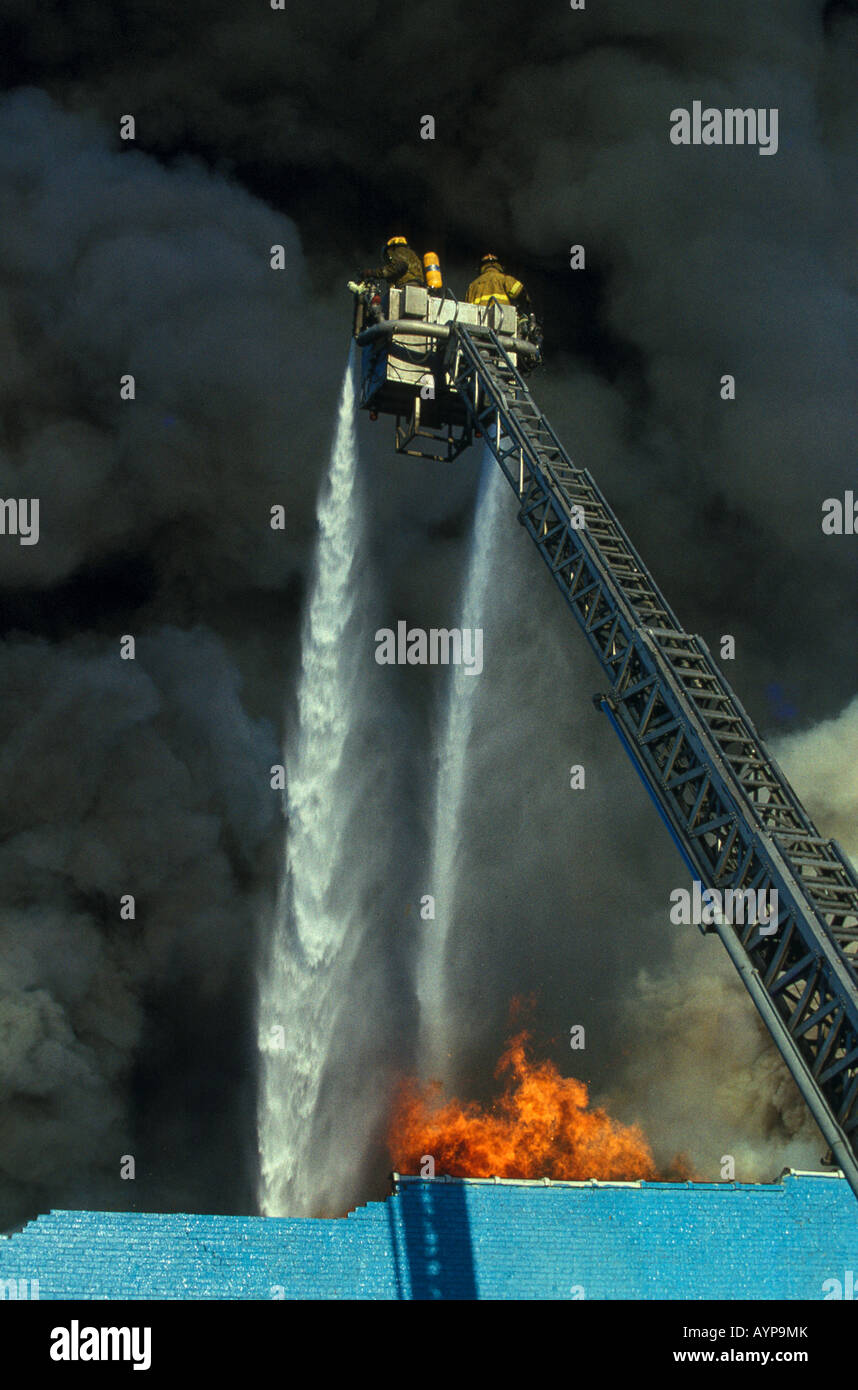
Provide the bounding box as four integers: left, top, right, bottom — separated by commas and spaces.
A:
0, 626, 280, 1224
0, 88, 341, 598
604, 933, 824, 1182
776, 696, 858, 853
0, 0, 856, 1224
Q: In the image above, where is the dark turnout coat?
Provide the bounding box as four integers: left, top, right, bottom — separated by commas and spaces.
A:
363, 243, 425, 287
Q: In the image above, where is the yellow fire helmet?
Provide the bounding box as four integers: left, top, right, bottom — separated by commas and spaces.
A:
387, 235, 408, 246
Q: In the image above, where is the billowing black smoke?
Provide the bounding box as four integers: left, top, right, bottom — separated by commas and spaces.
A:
1, 0, 856, 1224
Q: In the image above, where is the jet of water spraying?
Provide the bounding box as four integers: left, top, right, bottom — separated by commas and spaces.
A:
257, 352, 367, 1215
417, 447, 506, 1082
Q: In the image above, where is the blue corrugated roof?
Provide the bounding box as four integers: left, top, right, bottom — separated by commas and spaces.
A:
0, 1170, 855, 1300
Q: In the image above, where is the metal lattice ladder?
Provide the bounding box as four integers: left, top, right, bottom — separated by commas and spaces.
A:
446, 321, 858, 1201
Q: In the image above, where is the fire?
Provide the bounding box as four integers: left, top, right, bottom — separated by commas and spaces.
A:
389, 1030, 672, 1182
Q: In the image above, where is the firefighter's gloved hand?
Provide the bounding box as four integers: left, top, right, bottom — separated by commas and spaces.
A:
348, 280, 369, 295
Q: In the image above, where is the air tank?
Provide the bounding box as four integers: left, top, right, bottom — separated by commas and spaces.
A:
423, 251, 442, 290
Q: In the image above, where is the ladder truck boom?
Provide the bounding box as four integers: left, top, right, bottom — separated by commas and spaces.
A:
353, 287, 858, 1202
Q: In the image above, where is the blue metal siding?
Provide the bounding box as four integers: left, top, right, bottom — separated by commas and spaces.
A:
0, 1173, 855, 1300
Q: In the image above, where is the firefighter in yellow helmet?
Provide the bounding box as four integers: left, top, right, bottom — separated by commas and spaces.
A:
466, 254, 531, 312
361, 235, 425, 288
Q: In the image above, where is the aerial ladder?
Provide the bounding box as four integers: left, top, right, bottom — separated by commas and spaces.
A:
352, 281, 858, 1203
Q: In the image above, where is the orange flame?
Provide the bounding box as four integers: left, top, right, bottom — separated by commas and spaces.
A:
389, 1030, 680, 1182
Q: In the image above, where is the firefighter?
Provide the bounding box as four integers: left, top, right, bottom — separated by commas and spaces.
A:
361, 235, 425, 288
466, 254, 531, 312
